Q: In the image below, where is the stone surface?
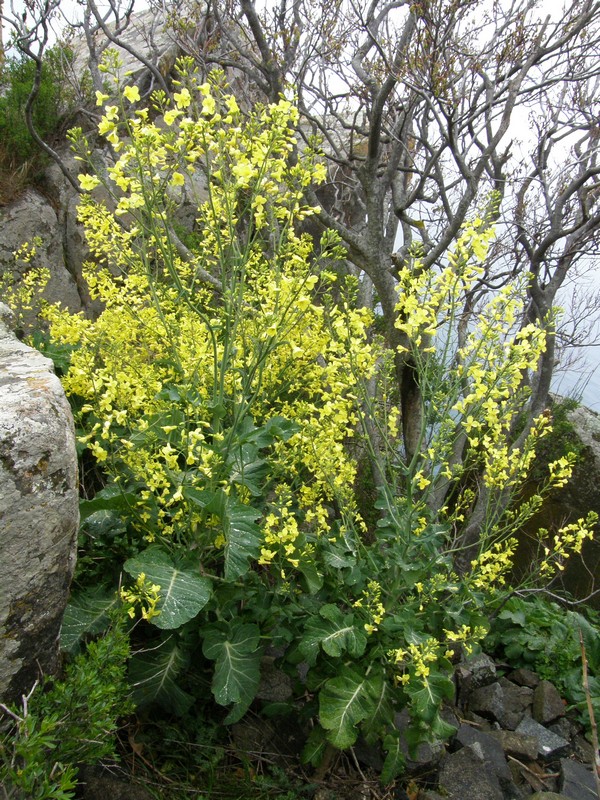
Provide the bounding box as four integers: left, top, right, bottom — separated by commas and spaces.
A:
559, 757, 599, 800
533, 680, 565, 725
79, 765, 154, 800
0, 305, 79, 701
0, 189, 82, 329
499, 677, 534, 729
394, 708, 445, 774
469, 679, 531, 730
489, 729, 539, 761
509, 668, 540, 689
455, 724, 513, 782
468, 681, 505, 722
255, 658, 293, 702
457, 652, 497, 696
515, 718, 571, 761
438, 744, 504, 800
529, 794, 572, 800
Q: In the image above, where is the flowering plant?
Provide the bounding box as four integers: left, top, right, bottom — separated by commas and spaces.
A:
43, 55, 595, 781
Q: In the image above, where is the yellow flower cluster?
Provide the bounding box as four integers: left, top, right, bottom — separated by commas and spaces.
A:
120, 572, 161, 621
46, 60, 376, 569
538, 512, 597, 576
390, 637, 440, 682
353, 580, 386, 634
468, 539, 518, 590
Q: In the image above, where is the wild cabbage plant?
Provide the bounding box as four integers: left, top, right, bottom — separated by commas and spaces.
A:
42, 54, 596, 781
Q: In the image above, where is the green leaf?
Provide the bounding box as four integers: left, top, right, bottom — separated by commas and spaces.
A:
124, 548, 212, 629
323, 549, 356, 570
381, 731, 405, 784
202, 621, 261, 715
299, 605, 367, 665
406, 673, 454, 723
60, 587, 119, 653
229, 455, 267, 496
301, 725, 328, 767
222, 498, 262, 581
253, 416, 299, 447
79, 486, 136, 522
298, 559, 323, 595
361, 673, 394, 744
129, 637, 194, 714
319, 667, 383, 749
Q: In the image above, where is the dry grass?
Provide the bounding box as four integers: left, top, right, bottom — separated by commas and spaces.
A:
0, 144, 41, 206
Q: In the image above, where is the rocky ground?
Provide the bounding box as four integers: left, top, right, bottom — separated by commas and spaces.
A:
395, 652, 598, 800
76, 651, 599, 800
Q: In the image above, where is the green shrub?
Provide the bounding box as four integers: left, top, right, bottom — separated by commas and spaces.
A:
486, 595, 600, 727
0, 611, 133, 800
0, 44, 75, 173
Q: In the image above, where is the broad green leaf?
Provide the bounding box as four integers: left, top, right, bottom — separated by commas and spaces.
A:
202, 621, 261, 713
323, 549, 356, 570
298, 559, 323, 595
299, 605, 366, 665
182, 485, 213, 508
301, 725, 328, 767
381, 731, 405, 784
60, 587, 119, 653
319, 667, 383, 749
129, 638, 193, 714
253, 416, 299, 447
79, 486, 136, 522
80, 509, 126, 539
229, 455, 268, 496
361, 672, 394, 744
124, 547, 211, 629
222, 498, 262, 581
406, 673, 454, 723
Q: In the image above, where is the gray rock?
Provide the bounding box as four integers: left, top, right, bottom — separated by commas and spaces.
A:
489, 729, 539, 761
394, 708, 444, 774
559, 757, 599, 800
468, 680, 531, 730
255, 658, 293, 702
79, 765, 154, 800
572, 733, 597, 765
0, 307, 79, 701
0, 189, 82, 329
455, 724, 513, 781
509, 668, 540, 688
548, 718, 572, 742
499, 677, 534, 729
529, 794, 572, 800
438, 744, 504, 800
533, 680, 565, 725
515, 718, 571, 761
458, 652, 497, 695
469, 681, 505, 722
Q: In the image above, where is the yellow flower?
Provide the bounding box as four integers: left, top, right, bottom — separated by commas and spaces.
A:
174, 88, 191, 109
123, 85, 141, 103
78, 173, 101, 191
164, 108, 182, 126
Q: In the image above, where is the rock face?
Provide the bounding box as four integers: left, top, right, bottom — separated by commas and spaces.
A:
0, 303, 79, 702
517, 399, 600, 607
0, 187, 83, 329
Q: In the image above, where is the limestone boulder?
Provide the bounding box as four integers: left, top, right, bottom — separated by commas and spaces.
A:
0, 304, 79, 702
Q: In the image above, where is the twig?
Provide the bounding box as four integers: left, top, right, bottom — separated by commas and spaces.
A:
506, 755, 553, 789
579, 628, 600, 799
